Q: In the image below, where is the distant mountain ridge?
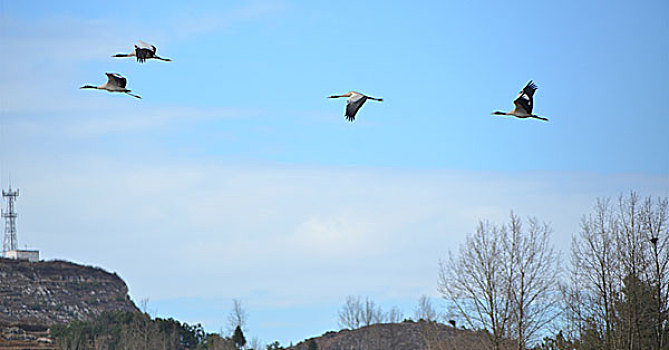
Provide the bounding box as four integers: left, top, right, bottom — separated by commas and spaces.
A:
0, 257, 138, 329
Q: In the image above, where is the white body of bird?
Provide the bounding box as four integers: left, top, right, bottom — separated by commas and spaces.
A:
113, 41, 171, 63
80, 73, 141, 99
328, 91, 383, 122
492, 81, 547, 121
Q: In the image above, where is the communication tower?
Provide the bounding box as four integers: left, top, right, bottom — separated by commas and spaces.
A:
2, 186, 19, 256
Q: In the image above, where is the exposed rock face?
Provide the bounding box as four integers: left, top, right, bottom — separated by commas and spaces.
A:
0, 258, 138, 327
288, 320, 508, 350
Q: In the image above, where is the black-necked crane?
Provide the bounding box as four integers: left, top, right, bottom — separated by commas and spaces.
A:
80, 73, 142, 99
113, 41, 171, 63
328, 91, 383, 122
492, 81, 548, 121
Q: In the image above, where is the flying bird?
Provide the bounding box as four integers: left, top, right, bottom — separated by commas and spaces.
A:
113, 41, 172, 63
492, 81, 548, 121
328, 91, 383, 122
80, 73, 142, 99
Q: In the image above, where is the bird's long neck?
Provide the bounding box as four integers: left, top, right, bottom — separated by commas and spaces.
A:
329, 95, 347, 99
492, 111, 510, 115
368, 97, 383, 102
80, 85, 99, 90
113, 53, 134, 58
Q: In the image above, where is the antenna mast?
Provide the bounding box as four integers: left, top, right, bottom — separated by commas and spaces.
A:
2, 186, 19, 256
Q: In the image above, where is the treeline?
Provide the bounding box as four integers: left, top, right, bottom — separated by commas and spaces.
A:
337, 295, 441, 328
438, 192, 668, 350
560, 193, 668, 350
51, 311, 238, 350
53, 191, 668, 350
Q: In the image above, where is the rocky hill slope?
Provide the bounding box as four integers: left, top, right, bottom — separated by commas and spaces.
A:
0, 258, 138, 326
288, 320, 509, 350
0, 257, 138, 347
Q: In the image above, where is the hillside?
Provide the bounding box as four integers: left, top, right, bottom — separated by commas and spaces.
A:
288, 320, 511, 350
0, 257, 138, 347
0, 257, 515, 349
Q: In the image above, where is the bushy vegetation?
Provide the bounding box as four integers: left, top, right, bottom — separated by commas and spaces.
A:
51, 311, 236, 350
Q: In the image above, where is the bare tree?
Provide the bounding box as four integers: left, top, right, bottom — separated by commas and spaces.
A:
337, 295, 389, 350
415, 295, 438, 322
338, 296, 386, 330
338, 295, 362, 330
642, 196, 669, 350
505, 214, 560, 349
361, 297, 384, 327
386, 306, 403, 323
139, 297, 150, 314
614, 192, 653, 349
414, 295, 444, 350
439, 214, 560, 350
249, 336, 264, 350
568, 198, 619, 349
557, 254, 587, 346
227, 299, 248, 336
439, 220, 512, 350
564, 192, 669, 350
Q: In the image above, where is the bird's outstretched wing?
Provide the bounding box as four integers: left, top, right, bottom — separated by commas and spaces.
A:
521, 80, 538, 97
513, 81, 537, 116
345, 93, 367, 122
105, 73, 127, 88
138, 40, 156, 53
135, 42, 155, 62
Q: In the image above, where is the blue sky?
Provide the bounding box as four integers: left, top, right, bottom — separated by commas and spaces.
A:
1, 0, 668, 346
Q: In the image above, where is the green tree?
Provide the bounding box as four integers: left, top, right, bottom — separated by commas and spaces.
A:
51, 310, 230, 350
266, 341, 284, 350
534, 331, 575, 350
565, 193, 669, 350
233, 325, 247, 350
612, 274, 657, 350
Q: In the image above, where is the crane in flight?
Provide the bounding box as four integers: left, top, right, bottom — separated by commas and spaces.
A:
80, 73, 142, 99
492, 81, 548, 121
113, 41, 172, 63
328, 91, 383, 122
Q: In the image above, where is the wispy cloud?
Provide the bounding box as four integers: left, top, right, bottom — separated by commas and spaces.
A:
10, 157, 667, 305
170, 0, 288, 40
65, 106, 259, 136
1, 102, 262, 143
0, 13, 164, 114
0, 15, 134, 64
0, 6, 277, 138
